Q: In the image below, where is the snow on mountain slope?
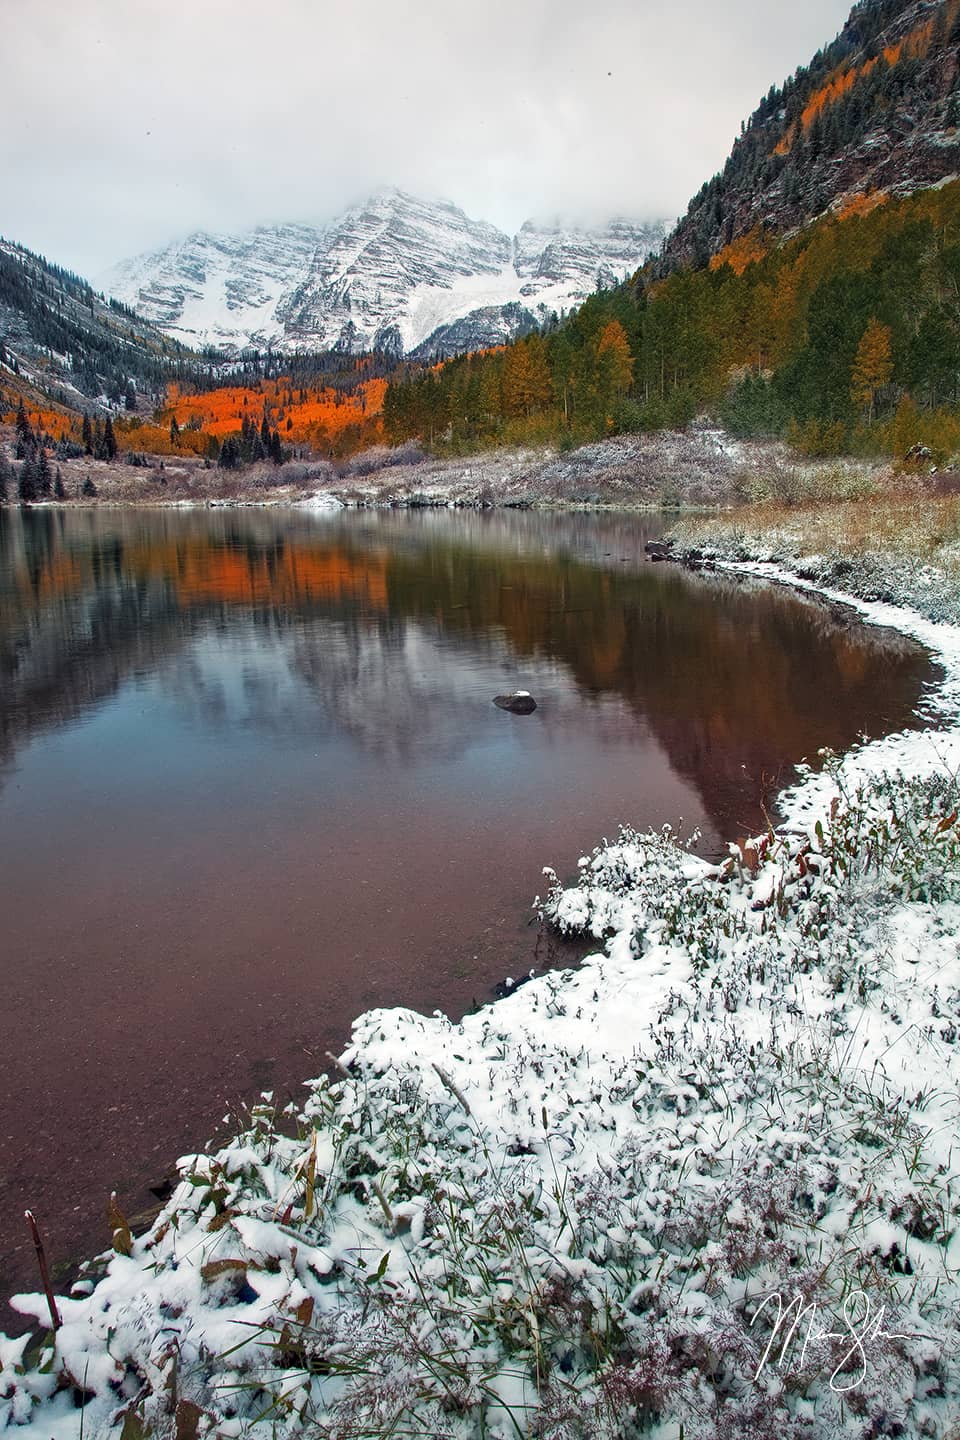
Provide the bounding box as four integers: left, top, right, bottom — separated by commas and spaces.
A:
513, 217, 662, 292
101, 224, 322, 352
99, 191, 667, 357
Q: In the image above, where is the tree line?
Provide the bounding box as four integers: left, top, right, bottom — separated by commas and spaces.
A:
382, 178, 960, 461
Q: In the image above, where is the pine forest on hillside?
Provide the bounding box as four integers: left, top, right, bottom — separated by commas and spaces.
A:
383, 181, 960, 463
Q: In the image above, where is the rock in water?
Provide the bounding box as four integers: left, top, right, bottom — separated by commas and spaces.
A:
494, 691, 537, 715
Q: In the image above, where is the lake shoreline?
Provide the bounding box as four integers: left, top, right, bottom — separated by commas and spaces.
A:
2, 421, 913, 512
663, 498, 960, 627
4, 512, 960, 1436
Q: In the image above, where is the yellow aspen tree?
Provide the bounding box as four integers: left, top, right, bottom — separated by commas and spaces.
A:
850, 317, 893, 421
524, 334, 553, 414
503, 344, 534, 419
504, 338, 552, 419
595, 320, 634, 395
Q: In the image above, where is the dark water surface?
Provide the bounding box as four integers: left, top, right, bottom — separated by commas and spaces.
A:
0, 506, 935, 1321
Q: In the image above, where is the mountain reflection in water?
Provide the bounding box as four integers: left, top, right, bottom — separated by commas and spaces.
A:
0, 506, 935, 1321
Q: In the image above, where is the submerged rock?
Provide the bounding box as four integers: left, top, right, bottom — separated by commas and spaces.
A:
493, 690, 537, 715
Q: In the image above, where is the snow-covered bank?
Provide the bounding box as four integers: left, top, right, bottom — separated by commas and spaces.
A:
666, 502, 960, 628
4, 564, 960, 1437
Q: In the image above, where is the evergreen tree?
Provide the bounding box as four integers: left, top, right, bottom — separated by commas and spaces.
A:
104, 416, 117, 461
37, 446, 52, 498
18, 456, 39, 503
218, 437, 240, 470
54, 467, 67, 499
82, 412, 93, 454
81, 474, 97, 497
907, 307, 960, 407
15, 402, 33, 459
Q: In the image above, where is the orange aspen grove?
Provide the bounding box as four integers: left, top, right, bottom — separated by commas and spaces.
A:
152, 377, 388, 452
837, 191, 888, 222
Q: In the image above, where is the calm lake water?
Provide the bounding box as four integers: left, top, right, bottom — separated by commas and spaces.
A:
0, 505, 936, 1320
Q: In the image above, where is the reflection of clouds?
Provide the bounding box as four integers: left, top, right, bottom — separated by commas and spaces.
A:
158, 615, 645, 767
291, 615, 658, 765
159, 618, 493, 762
291, 618, 512, 764
161, 632, 333, 742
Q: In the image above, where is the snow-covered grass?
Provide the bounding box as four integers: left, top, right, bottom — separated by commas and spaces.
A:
669, 494, 960, 626
5, 559, 960, 1438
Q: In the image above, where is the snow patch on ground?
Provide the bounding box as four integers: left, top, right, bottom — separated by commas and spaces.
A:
296, 491, 344, 512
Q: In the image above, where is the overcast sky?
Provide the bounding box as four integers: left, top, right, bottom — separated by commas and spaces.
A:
4, 0, 853, 279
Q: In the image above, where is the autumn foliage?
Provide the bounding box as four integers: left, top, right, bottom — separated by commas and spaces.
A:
836, 191, 888, 222
99, 373, 387, 461
850, 317, 894, 419
0, 398, 80, 442
162, 376, 387, 447
773, 3, 958, 157
384, 175, 960, 460
709, 230, 769, 278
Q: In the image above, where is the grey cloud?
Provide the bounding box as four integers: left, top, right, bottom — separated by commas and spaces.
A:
3, 0, 853, 276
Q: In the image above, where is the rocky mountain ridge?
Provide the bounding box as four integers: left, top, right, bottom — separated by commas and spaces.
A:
663, 0, 960, 269
100, 190, 667, 359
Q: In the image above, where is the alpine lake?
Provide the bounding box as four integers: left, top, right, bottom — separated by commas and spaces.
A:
0, 504, 937, 1322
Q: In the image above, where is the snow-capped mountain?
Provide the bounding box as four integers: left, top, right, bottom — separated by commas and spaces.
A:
99, 191, 667, 358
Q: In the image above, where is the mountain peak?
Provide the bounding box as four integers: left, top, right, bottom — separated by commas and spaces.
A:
99, 192, 667, 358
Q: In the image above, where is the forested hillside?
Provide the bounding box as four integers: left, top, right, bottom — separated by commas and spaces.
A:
383, 180, 960, 460
0, 238, 212, 419
665, 0, 960, 267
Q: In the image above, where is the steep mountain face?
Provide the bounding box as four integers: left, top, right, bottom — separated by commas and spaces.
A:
513, 219, 658, 292
100, 191, 666, 358
664, 0, 960, 269
0, 240, 196, 413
